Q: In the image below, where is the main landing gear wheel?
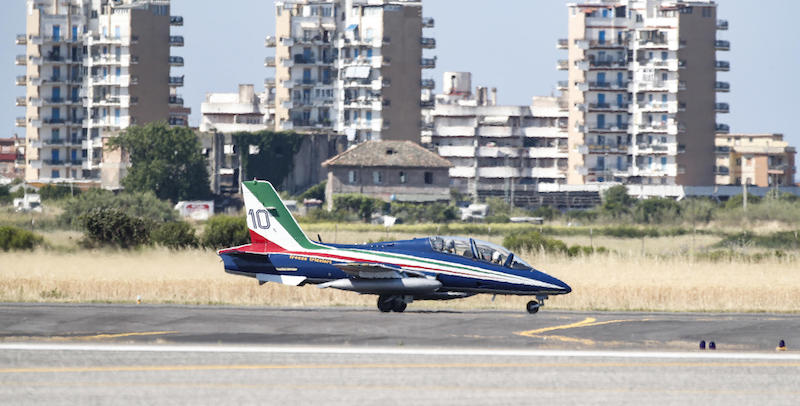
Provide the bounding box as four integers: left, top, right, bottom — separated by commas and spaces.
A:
377, 296, 407, 313
377, 295, 394, 312
392, 299, 407, 313
526, 300, 540, 314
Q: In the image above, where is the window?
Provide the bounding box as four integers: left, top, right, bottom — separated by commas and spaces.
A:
372, 171, 383, 184
348, 170, 358, 184
399, 171, 406, 184
51, 169, 60, 178
424, 172, 433, 184
661, 157, 667, 166
114, 26, 120, 39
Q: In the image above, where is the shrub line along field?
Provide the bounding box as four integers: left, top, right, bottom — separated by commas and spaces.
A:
3, 227, 800, 313
3, 184, 800, 312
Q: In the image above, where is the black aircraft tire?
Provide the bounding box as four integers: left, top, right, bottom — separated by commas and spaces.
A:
377, 296, 394, 312
526, 300, 540, 314
392, 299, 407, 313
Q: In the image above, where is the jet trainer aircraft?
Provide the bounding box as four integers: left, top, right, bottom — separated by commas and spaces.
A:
218, 180, 571, 313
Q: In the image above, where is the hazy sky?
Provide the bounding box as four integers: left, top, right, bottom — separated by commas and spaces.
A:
3, 0, 800, 154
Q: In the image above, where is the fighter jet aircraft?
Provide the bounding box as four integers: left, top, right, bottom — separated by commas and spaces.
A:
218, 180, 571, 313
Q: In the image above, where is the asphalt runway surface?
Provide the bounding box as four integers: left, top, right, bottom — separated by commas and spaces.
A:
2, 303, 800, 404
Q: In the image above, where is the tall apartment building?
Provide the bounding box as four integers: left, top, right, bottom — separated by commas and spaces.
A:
16, 0, 186, 188
427, 72, 568, 202
715, 133, 796, 187
559, 0, 728, 186
200, 84, 271, 134
266, 0, 433, 144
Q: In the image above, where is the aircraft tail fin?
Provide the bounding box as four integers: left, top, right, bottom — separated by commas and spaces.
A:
241, 180, 322, 251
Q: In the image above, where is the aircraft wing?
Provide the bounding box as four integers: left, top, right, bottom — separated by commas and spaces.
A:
333, 262, 424, 279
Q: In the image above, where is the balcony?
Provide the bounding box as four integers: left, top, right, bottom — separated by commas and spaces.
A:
264, 77, 276, 88
588, 103, 629, 111
421, 37, 436, 49
715, 146, 731, 154
168, 76, 184, 86
170, 16, 184, 26
168, 96, 184, 105
591, 40, 625, 49
15, 117, 25, 127
556, 38, 568, 49
15, 54, 26, 66
717, 20, 728, 30
16, 34, 26, 45
264, 35, 276, 47
715, 40, 730, 51
557, 80, 568, 90
588, 57, 627, 69
715, 60, 730, 71
169, 36, 184, 47
421, 58, 436, 69
588, 81, 629, 90
715, 123, 730, 134
557, 59, 568, 70
715, 103, 729, 113
44, 54, 65, 63
169, 117, 187, 126
715, 81, 730, 92
168, 56, 184, 66
15, 75, 26, 86
420, 79, 435, 89
264, 56, 275, 67
420, 100, 434, 108
422, 17, 434, 28
714, 166, 730, 175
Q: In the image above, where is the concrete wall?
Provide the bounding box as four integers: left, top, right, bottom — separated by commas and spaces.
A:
325, 165, 450, 208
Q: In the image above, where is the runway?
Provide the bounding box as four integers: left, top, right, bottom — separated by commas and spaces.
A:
2, 304, 799, 404
1, 303, 798, 350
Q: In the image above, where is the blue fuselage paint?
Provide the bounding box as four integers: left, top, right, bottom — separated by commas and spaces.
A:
220, 238, 571, 297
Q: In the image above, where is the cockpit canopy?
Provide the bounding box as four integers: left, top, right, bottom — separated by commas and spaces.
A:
429, 236, 533, 270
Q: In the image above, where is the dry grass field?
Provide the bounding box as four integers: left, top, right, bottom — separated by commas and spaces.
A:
2, 227, 799, 312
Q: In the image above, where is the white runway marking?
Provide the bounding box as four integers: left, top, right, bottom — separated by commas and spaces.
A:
1, 343, 799, 361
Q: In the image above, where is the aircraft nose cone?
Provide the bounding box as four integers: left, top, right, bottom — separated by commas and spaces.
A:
560, 281, 572, 294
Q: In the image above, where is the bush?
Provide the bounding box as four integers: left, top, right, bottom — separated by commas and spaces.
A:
714, 230, 800, 250
0, 185, 11, 205
390, 202, 459, 224
301, 208, 349, 223
38, 183, 80, 201
724, 193, 761, 210
334, 194, 385, 222
151, 221, 198, 249
79, 208, 151, 248
202, 215, 249, 249
633, 198, 681, 224
0, 226, 44, 251
504, 230, 607, 257
298, 181, 326, 202
602, 185, 634, 218
531, 206, 559, 221
60, 189, 177, 228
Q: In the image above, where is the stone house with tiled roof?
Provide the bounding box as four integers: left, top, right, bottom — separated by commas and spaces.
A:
322, 141, 452, 208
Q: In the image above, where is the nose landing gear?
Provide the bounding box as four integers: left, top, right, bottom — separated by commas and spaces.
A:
526, 295, 549, 314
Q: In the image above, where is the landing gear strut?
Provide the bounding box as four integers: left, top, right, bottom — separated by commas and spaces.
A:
377, 295, 407, 313
526, 295, 549, 314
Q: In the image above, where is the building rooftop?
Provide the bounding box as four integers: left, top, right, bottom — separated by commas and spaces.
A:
322, 140, 452, 168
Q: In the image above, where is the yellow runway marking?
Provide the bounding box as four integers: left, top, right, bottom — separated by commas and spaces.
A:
48, 331, 178, 341
514, 317, 647, 345
2, 361, 800, 374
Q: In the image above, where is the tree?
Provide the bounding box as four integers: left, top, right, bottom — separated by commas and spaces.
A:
235, 130, 306, 189
601, 185, 635, 218
107, 122, 211, 202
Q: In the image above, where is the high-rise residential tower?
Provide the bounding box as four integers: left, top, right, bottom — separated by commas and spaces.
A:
266, 0, 433, 144
559, 0, 728, 185
16, 0, 187, 188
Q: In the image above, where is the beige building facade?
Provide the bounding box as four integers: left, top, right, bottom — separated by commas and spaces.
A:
267, 0, 433, 144
16, 0, 186, 188
426, 72, 568, 202
560, 0, 728, 186
715, 133, 796, 187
